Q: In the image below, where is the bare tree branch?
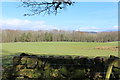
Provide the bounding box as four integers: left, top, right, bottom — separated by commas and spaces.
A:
21, 0, 75, 16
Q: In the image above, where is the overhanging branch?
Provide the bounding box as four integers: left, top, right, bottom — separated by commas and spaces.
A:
21, 0, 75, 16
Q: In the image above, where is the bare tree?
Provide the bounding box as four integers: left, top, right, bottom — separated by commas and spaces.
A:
1, 29, 118, 43
21, 0, 74, 16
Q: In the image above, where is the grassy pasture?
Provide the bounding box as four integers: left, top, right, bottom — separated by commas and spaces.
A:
2, 42, 118, 57
1, 42, 118, 68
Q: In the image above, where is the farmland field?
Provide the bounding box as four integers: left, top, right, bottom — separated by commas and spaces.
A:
2, 42, 118, 56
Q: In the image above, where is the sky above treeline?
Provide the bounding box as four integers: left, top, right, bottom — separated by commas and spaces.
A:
0, 2, 118, 32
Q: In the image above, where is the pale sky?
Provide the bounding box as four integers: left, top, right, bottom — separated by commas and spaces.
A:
0, 2, 118, 32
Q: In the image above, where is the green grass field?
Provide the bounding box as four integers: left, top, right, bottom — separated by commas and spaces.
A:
2, 42, 118, 56
0, 41, 119, 68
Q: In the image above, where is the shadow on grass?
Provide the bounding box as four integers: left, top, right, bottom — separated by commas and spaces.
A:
2, 50, 21, 68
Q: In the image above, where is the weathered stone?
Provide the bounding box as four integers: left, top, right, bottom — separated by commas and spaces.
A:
72, 69, 86, 78
38, 60, 43, 68
13, 56, 21, 65
59, 66, 68, 77
15, 77, 25, 80
20, 57, 27, 65
15, 69, 41, 78
20, 53, 29, 57
50, 69, 60, 78
44, 63, 50, 70
42, 68, 52, 78
15, 65, 26, 71
26, 57, 38, 69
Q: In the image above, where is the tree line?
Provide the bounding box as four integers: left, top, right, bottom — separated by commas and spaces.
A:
1, 29, 118, 43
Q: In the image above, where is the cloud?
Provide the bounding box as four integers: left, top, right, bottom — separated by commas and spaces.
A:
0, 19, 58, 30
76, 26, 100, 32
113, 26, 118, 29
0, 18, 118, 32
76, 26, 119, 32
112, 26, 119, 31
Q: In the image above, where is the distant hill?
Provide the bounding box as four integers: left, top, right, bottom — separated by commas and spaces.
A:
87, 32, 98, 33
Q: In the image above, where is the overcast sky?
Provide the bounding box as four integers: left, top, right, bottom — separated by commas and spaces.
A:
0, 2, 118, 32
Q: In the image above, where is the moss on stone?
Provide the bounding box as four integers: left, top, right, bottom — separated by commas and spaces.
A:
16, 69, 41, 78
20, 57, 27, 65
15, 65, 25, 71
26, 58, 38, 69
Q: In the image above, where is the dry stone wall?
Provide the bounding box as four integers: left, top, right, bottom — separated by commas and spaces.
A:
2, 53, 120, 80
